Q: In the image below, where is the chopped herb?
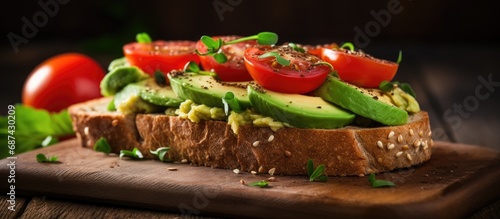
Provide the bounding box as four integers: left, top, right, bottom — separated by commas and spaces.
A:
396, 50, 403, 64
154, 70, 167, 87
150, 147, 171, 162
195, 32, 278, 64
136, 32, 152, 44
120, 148, 144, 159
379, 80, 394, 92
107, 98, 116, 111
94, 137, 111, 154
288, 42, 305, 53
249, 180, 269, 188
36, 153, 58, 163
222, 92, 243, 115
340, 42, 355, 51
258, 52, 290, 66
369, 173, 395, 187
306, 159, 328, 182
183, 61, 218, 77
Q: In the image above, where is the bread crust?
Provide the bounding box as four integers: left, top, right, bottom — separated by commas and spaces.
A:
69, 97, 433, 176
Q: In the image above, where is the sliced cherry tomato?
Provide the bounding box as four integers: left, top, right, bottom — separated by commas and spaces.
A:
304, 43, 339, 57
244, 46, 331, 94
123, 40, 200, 76
321, 48, 398, 88
22, 53, 105, 112
196, 36, 256, 81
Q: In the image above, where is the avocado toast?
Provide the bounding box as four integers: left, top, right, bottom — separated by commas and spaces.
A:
68, 33, 432, 176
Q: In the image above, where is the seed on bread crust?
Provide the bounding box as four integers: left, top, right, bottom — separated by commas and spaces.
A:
111, 119, 119, 127
252, 141, 260, 147
268, 135, 275, 142
397, 135, 403, 143
396, 151, 403, 157
84, 127, 89, 136
268, 168, 276, 175
376, 141, 383, 149
284, 150, 292, 157
387, 143, 395, 150
409, 129, 414, 136
388, 131, 395, 139
407, 154, 413, 161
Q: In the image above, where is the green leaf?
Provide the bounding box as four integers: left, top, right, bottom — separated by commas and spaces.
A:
94, 137, 111, 154
154, 70, 167, 87
214, 53, 228, 63
379, 80, 394, 92
36, 153, 58, 163
396, 50, 403, 64
307, 159, 328, 182
150, 147, 171, 162
257, 32, 278, 45
258, 52, 290, 66
340, 42, 355, 51
200, 35, 219, 51
136, 32, 152, 43
316, 175, 328, 182
369, 173, 395, 188
107, 98, 116, 111
107, 57, 129, 71
399, 83, 416, 98
288, 42, 305, 53
309, 164, 325, 182
0, 105, 75, 159
306, 159, 314, 176
249, 180, 269, 188
222, 92, 243, 115
120, 148, 144, 159
184, 61, 200, 73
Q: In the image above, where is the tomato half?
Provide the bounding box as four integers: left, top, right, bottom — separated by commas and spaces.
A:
123, 40, 200, 76
244, 46, 331, 94
304, 43, 339, 57
22, 53, 105, 112
196, 36, 256, 81
321, 48, 398, 88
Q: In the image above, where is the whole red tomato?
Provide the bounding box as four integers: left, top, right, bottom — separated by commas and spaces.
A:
22, 53, 105, 112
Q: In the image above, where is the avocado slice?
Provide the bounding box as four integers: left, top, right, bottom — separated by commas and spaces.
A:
247, 85, 355, 129
107, 57, 129, 71
168, 73, 251, 109
114, 83, 163, 114
136, 78, 184, 107
315, 75, 408, 125
100, 66, 149, 96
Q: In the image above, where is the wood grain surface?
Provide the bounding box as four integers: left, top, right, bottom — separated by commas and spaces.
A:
1, 139, 499, 219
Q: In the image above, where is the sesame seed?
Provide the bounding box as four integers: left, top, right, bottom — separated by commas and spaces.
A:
377, 141, 383, 149
377, 157, 383, 162
337, 155, 342, 160
413, 140, 421, 147
396, 151, 403, 157
430, 139, 434, 146
268, 168, 276, 175
387, 143, 395, 150
111, 119, 119, 127
240, 179, 246, 185
268, 135, 275, 142
407, 154, 413, 161
251, 171, 257, 175
428, 131, 432, 137
419, 131, 424, 137
233, 169, 240, 174
423, 143, 429, 150
268, 177, 276, 182
284, 150, 292, 157
84, 127, 89, 136
167, 168, 178, 171
397, 135, 403, 143
181, 159, 188, 163
409, 129, 414, 136
258, 166, 265, 173
252, 141, 260, 147
388, 131, 395, 139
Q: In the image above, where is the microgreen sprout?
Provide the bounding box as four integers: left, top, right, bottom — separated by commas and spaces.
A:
150, 147, 171, 162
307, 159, 328, 182
154, 70, 167, 87
396, 50, 403, 64
107, 98, 116, 111
369, 173, 395, 188
196, 32, 278, 64
288, 42, 305, 53
136, 32, 152, 44
36, 153, 58, 163
340, 42, 355, 51
258, 52, 290, 66
94, 137, 111, 154
222, 92, 243, 115
120, 148, 144, 159
379, 81, 416, 98
249, 180, 269, 188
183, 61, 218, 77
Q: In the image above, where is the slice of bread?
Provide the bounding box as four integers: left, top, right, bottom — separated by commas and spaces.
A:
69, 97, 433, 176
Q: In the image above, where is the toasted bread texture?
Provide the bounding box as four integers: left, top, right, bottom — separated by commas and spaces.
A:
69, 97, 433, 176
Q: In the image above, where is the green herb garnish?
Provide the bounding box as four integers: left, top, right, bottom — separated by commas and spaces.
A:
222, 92, 243, 115
196, 32, 278, 64
107, 98, 116, 111
183, 61, 218, 77
154, 70, 167, 87
258, 52, 290, 66
369, 173, 395, 188
306, 159, 328, 182
120, 148, 144, 159
379, 81, 416, 98
36, 153, 58, 163
249, 180, 269, 188
94, 137, 111, 154
136, 32, 152, 44
288, 42, 305, 53
379, 80, 394, 92
399, 82, 416, 98
340, 42, 355, 51
150, 147, 171, 162
396, 50, 403, 64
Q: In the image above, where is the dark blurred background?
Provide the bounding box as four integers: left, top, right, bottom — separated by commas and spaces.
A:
1, 0, 500, 148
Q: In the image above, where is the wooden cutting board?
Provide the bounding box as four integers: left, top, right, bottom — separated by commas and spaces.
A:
1, 139, 499, 219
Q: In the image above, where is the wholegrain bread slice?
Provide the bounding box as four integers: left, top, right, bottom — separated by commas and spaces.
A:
69, 97, 433, 176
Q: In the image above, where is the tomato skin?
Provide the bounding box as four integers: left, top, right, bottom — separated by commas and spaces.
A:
196, 36, 255, 82
123, 40, 200, 75
244, 46, 331, 94
321, 48, 398, 88
304, 43, 339, 57
22, 53, 105, 112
